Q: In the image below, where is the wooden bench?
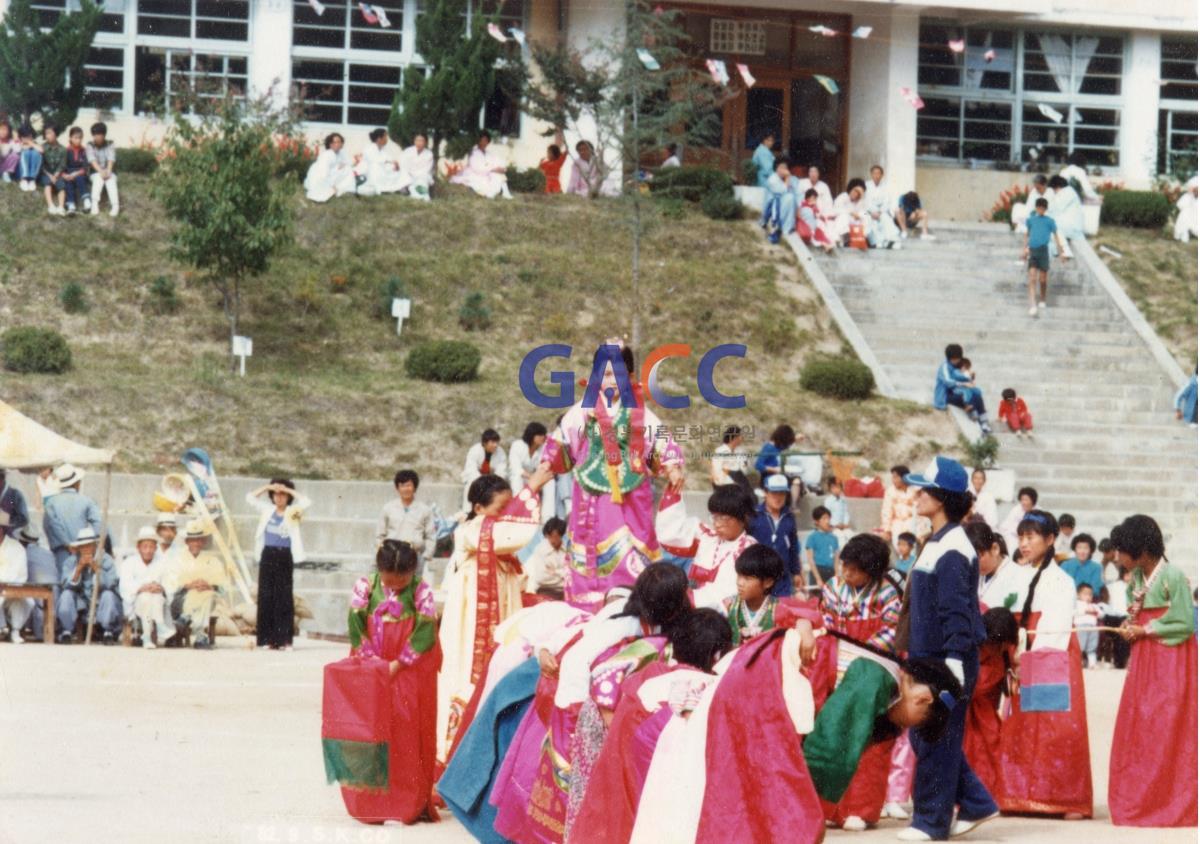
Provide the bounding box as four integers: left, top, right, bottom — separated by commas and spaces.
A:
0, 583, 55, 644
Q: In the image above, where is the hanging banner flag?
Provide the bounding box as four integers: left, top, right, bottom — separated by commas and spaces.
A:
509, 27, 526, 45
736, 63, 756, 88
358, 3, 378, 24
705, 59, 730, 85
807, 25, 838, 37
308, 0, 326, 14
851, 26, 872, 39
984, 48, 996, 62
899, 86, 925, 109
948, 38, 965, 53
487, 22, 507, 42
375, 5, 391, 27
1037, 103, 1064, 124
814, 74, 839, 95
637, 48, 660, 70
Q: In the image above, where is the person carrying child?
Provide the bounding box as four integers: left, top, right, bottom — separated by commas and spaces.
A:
1022, 196, 1068, 318
997, 388, 1033, 437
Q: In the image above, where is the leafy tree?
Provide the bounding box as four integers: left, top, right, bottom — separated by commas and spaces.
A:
523, 0, 720, 345
153, 93, 299, 368
0, 0, 103, 129
388, 0, 523, 169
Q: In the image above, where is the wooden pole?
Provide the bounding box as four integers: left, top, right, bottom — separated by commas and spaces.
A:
183, 476, 252, 604
84, 464, 113, 646
209, 478, 254, 592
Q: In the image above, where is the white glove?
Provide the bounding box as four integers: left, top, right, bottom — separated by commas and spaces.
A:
945, 657, 964, 686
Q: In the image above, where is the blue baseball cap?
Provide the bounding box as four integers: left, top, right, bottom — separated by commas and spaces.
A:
904, 456, 969, 494
764, 474, 790, 492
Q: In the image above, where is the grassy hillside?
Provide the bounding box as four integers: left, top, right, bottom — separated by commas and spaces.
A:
0, 176, 956, 484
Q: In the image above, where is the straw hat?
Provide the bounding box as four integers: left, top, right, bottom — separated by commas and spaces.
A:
155, 513, 177, 528
68, 526, 100, 548
55, 463, 85, 487
17, 523, 39, 543
184, 520, 208, 540
136, 526, 158, 544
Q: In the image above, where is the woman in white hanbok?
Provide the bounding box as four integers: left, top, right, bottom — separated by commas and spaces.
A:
1174, 177, 1198, 243
358, 128, 410, 196
400, 133, 434, 200
303, 133, 358, 203
450, 131, 512, 199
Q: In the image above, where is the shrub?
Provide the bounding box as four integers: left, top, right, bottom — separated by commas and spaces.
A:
404, 340, 481, 383
799, 357, 874, 400
740, 157, 759, 186
649, 166, 734, 202
701, 189, 742, 221
1100, 190, 1171, 229
2, 327, 72, 374
960, 434, 1000, 470
375, 276, 409, 319
116, 147, 159, 174
59, 281, 89, 314
653, 195, 686, 220
458, 291, 491, 331
146, 275, 180, 314
506, 166, 546, 194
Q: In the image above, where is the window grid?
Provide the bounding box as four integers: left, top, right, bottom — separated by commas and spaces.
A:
82, 45, 125, 110
137, 0, 250, 41
917, 20, 1125, 167
709, 19, 767, 56
1159, 109, 1198, 176
291, 59, 406, 126
292, 0, 405, 52
1161, 36, 1198, 102
166, 52, 249, 107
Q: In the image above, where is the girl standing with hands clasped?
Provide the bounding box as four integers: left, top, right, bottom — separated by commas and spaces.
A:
996, 510, 1092, 819
247, 478, 311, 651
1108, 514, 1197, 827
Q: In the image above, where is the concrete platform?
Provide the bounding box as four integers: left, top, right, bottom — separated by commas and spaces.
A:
0, 637, 1191, 843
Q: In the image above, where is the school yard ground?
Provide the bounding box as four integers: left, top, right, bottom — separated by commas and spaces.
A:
0, 636, 1192, 844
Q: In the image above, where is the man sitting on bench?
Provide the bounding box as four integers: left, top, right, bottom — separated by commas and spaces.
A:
58, 526, 122, 645
0, 512, 33, 643
17, 522, 57, 640
167, 521, 227, 650
119, 526, 173, 649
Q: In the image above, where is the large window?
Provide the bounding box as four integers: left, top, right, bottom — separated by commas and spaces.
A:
293, 0, 404, 51
137, 0, 249, 41
1159, 37, 1198, 177
30, 0, 125, 32
291, 60, 405, 125
917, 21, 1125, 167
1161, 36, 1198, 102
82, 46, 125, 110
134, 48, 247, 114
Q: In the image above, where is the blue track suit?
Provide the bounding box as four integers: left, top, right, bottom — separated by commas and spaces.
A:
906, 522, 997, 839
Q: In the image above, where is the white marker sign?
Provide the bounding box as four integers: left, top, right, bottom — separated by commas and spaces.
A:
392, 297, 412, 335
232, 335, 253, 377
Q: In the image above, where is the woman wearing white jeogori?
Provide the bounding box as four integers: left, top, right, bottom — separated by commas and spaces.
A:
358, 128, 410, 196
401, 133, 434, 200
304, 132, 358, 203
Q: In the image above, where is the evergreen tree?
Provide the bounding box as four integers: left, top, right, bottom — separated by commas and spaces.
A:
0, 0, 102, 129
387, 0, 523, 169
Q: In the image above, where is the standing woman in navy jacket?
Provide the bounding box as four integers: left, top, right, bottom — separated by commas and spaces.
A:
898, 456, 998, 841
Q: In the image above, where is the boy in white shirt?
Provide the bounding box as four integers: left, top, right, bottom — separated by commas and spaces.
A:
523, 517, 567, 600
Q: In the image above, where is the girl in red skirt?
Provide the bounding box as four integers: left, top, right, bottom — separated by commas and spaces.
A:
996, 510, 1092, 819
322, 540, 441, 824
1109, 514, 1197, 827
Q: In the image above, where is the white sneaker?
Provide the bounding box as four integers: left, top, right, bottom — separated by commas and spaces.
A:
921, 232, 936, 240
90, 205, 100, 216
882, 802, 910, 820
109, 207, 119, 217
843, 816, 868, 831
10, 629, 23, 644
950, 811, 1000, 837
1028, 305, 1038, 317
900, 230, 908, 240
82, 197, 92, 212
143, 638, 156, 649
897, 828, 933, 841
1038, 300, 1046, 309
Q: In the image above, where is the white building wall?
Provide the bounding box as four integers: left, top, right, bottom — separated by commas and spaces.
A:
847, 7, 920, 193
250, 0, 293, 108
1120, 32, 1164, 188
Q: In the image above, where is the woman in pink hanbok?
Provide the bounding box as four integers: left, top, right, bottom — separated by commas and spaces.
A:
542, 343, 685, 612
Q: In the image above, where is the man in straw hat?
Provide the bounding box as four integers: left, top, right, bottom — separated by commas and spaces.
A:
43, 464, 101, 572
0, 511, 32, 643
17, 522, 57, 639
165, 521, 228, 650
57, 526, 121, 645
119, 526, 173, 649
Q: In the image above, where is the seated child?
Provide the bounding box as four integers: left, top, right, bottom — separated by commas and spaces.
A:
38, 124, 67, 215
722, 544, 786, 645
523, 516, 568, 600
894, 531, 919, 579
656, 484, 759, 609
804, 506, 840, 589
797, 187, 836, 253
16, 124, 41, 191
86, 122, 119, 216
997, 388, 1033, 437
62, 126, 91, 214
1074, 583, 1103, 669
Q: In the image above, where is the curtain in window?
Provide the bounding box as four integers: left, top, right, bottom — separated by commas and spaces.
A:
1037, 33, 1073, 93
1071, 36, 1100, 93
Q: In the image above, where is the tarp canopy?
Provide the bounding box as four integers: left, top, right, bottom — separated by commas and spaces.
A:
0, 399, 115, 469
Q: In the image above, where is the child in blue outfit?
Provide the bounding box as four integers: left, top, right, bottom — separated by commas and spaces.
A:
1022, 197, 1068, 318
894, 531, 919, 579
805, 506, 840, 590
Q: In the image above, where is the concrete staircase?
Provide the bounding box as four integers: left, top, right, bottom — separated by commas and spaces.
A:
810, 223, 1198, 575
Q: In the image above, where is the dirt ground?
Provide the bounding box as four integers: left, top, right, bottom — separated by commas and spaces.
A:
0, 636, 1193, 844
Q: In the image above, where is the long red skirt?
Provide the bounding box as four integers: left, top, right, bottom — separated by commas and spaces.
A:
1109, 607, 1198, 827
996, 616, 1092, 817
963, 642, 1008, 796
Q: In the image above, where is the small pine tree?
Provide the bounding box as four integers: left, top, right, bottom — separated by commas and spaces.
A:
387, 0, 523, 170
0, 0, 103, 129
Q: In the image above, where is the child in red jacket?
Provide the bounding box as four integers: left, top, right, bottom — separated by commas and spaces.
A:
997, 388, 1033, 437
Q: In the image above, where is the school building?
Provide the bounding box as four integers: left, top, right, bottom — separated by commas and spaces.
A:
1, 0, 1195, 215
